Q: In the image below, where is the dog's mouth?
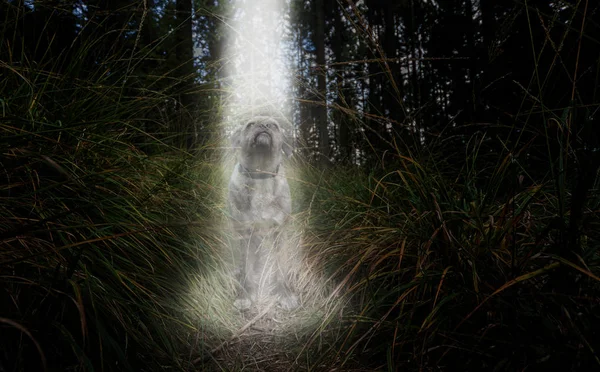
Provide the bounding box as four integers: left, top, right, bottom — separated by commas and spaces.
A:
252, 131, 272, 148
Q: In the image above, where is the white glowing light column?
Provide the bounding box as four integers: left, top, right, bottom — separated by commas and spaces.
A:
224, 0, 290, 121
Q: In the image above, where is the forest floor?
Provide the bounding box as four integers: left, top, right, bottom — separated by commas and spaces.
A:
211, 303, 304, 371
198, 299, 361, 371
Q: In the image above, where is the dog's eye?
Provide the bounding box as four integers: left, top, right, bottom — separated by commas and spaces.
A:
266, 123, 279, 130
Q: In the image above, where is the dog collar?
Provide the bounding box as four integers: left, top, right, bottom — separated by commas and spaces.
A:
238, 163, 280, 179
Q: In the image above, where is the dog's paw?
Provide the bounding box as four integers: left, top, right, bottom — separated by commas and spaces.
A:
234, 298, 252, 311
278, 294, 299, 311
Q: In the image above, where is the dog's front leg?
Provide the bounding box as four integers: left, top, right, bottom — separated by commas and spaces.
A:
269, 229, 299, 310
233, 226, 257, 310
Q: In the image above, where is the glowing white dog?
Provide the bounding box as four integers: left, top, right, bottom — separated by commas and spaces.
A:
228, 116, 298, 310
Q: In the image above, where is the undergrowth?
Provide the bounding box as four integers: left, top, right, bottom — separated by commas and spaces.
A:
1, 1, 599, 372
292, 150, 600, 370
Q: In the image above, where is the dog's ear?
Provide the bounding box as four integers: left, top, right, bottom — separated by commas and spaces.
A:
282, 138, 294, 158
231, 126, 243, 149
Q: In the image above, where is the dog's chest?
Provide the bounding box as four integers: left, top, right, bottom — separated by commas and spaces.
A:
229, 172, 290, 222
245, 179, 281, 220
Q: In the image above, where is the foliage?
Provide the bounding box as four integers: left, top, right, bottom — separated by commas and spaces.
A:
295, 149, 600, 370
1, 0, 599, 371
0, 1, 227, 370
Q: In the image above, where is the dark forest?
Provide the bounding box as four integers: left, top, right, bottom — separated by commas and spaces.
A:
1, 0, 599, 370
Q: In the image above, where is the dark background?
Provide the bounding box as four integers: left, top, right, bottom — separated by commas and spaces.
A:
1, 0, 599, 370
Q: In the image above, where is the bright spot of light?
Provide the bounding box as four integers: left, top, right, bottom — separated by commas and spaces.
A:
222, 0, 291, 122
220, 0, 298, 310
184, 2, 346, 364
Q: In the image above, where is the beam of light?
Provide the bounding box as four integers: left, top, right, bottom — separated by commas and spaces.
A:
222, 0, 291, 123
185, 1, 344, 361
220, 0, 299, 310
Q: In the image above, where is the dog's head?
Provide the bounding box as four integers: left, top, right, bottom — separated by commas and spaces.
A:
231, 116, 293, 172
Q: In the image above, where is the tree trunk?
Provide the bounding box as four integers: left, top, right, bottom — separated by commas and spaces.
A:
331, 1, 352, 163
296, 33, 313, 159
314, 0, 329, 165
382, 3, 404, 139
175, 0, 196, 149
480, 0, 496, 54
465, 0, 477, 123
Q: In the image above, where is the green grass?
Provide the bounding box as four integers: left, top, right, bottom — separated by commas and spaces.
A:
0, 13, 222, 368
2, 3, 600, 372
283, 147, 600, 370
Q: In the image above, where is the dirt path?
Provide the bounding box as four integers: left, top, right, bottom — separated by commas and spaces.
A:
197, 301, 310, 371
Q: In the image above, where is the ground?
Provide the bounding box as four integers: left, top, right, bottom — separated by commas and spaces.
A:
193, 298, 363, 371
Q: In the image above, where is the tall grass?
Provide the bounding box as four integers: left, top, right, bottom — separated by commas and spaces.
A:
0, 5, 229, 370
1, 2, 599, 372
284, 3, 600, 370
290, 144, 599, 370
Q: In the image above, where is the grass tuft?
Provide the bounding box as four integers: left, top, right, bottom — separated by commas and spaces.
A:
1, 2, 599, 371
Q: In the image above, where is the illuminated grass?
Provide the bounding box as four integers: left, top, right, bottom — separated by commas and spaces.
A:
2, 1, 600, 371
